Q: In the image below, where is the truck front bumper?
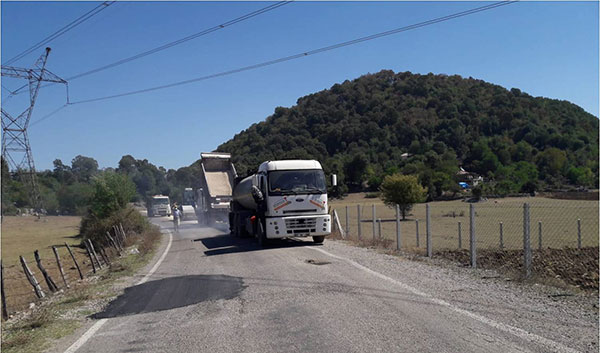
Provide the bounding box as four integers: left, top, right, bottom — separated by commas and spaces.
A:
265, 214, 331, 239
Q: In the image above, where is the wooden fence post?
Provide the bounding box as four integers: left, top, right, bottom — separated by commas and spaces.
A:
65, 243, 83, 280
106, 231, 122, 254
84, 241, 97, 274
87, 240, 102, 269
20, 256, 45, 298
52, 246, 69, 288
98, 246, 111, 266
119, 223, 127, 239
34, 250, 58, 292
1, 261, 8, 320
114, 226, 124, 248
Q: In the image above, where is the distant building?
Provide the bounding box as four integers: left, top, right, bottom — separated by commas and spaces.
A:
456, 167, 483, 186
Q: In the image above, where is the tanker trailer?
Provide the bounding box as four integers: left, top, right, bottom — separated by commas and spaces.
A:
229, 160, 331, 246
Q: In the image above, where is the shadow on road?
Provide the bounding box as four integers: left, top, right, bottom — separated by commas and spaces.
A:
93, 275, 245, 319
196, 234, 322, 256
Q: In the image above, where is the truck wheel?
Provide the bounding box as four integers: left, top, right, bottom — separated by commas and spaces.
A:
312, 236, 325, 244
257, 221, 268, 247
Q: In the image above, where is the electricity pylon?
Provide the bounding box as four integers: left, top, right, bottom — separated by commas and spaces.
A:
1, 47, 67, 213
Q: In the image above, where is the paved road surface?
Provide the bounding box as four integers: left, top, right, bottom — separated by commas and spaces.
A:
57, 217, 598, 353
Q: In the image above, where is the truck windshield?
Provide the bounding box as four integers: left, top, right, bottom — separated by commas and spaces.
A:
269, 170, 327, 195
153, 198, 169, 205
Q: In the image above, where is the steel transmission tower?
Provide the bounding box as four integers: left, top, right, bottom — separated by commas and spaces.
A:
1, 47, 67, 212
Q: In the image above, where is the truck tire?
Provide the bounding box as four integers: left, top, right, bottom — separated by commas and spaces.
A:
312, 236, 325, 244
257, 220, 268, 247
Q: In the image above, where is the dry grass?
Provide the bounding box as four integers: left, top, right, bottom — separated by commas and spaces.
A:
331, 193, 599, 291
1, 217, 163, 353
331, 194, 599, 250
1, 216, 81, 263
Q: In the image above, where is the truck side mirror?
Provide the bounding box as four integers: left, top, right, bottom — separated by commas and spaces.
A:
251, 185, 264, 203
331, 174, 337, 187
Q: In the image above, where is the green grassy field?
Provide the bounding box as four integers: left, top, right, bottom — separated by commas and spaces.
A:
331, 194, 599, 251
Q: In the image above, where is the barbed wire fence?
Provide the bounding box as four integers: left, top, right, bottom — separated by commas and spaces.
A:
333, 197, 598, 289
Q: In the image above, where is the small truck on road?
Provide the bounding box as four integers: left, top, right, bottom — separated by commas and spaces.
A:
229, 160, 331, 246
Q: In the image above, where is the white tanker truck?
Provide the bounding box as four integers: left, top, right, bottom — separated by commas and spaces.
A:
229, 160, 331, 246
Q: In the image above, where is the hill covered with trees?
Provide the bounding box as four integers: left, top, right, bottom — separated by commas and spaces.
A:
217, 70, 598, 198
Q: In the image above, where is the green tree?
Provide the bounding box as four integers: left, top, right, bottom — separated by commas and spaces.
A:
379, 174, 427, 220
71, 155, 99, 182
89, 172, 136, 219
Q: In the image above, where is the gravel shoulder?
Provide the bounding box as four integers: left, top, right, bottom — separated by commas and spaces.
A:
320, 239, 599, 353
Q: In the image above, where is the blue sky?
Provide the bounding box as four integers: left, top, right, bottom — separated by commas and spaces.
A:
1, 1, 598, 171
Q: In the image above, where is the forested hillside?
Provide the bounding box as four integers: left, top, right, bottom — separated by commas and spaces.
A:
217, 70, 599, 197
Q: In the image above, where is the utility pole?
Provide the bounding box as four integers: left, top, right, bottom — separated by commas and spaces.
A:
1, 47, 67, 213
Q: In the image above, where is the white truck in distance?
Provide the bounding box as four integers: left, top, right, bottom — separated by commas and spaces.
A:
230, 160, 331, 246
147, 195, 171, 217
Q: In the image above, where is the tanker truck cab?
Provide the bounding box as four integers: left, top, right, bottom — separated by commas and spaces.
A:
256, 160, 331, 243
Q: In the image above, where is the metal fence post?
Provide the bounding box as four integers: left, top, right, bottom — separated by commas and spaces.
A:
357, 205, 362, 240
577, 219, 581, 249
372, 204, 376, 240
458, 221, 462, 249
469, 203, 476, 268
396, 204, 401, 250
378, 218, 382, 238
523, 203, 531, 278
345, 206, 349, 235
426, 204, 432, 257
538, 221, 542, 250
499, 222, 504, 249
416, 219, 420, 247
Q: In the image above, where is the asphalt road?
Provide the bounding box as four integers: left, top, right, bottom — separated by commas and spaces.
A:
57, 216, 598, 353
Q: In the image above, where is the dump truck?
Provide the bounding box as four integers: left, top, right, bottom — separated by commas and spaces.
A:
147, 195, 171, 217
195, 152, 237, 226
180, 187, 196, 221
229, 160, 331, 246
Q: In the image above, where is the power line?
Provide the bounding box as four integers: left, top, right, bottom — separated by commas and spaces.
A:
67, 1, 292, 81
67, 1, 517, 106
1, 84, 13, 93
9, 1, 292, 97
29, 104, 70, 127
3, 2, 115, 66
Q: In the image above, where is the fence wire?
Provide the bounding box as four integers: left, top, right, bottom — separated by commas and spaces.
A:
333, 197, 599, 288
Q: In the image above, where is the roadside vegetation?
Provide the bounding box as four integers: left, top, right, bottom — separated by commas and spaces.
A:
1, 170, 163, 353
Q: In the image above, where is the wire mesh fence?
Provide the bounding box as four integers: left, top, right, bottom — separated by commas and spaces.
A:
333, 197, 599, 288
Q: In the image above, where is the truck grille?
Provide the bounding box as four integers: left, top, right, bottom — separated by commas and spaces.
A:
285, 218, 316, 234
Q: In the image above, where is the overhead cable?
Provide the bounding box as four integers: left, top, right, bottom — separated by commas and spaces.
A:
10, 1, 292, 97
69, 1, 517, 105
3, 2, 115, 66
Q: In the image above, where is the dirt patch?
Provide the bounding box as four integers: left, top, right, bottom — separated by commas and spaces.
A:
435, 247, 599, 291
